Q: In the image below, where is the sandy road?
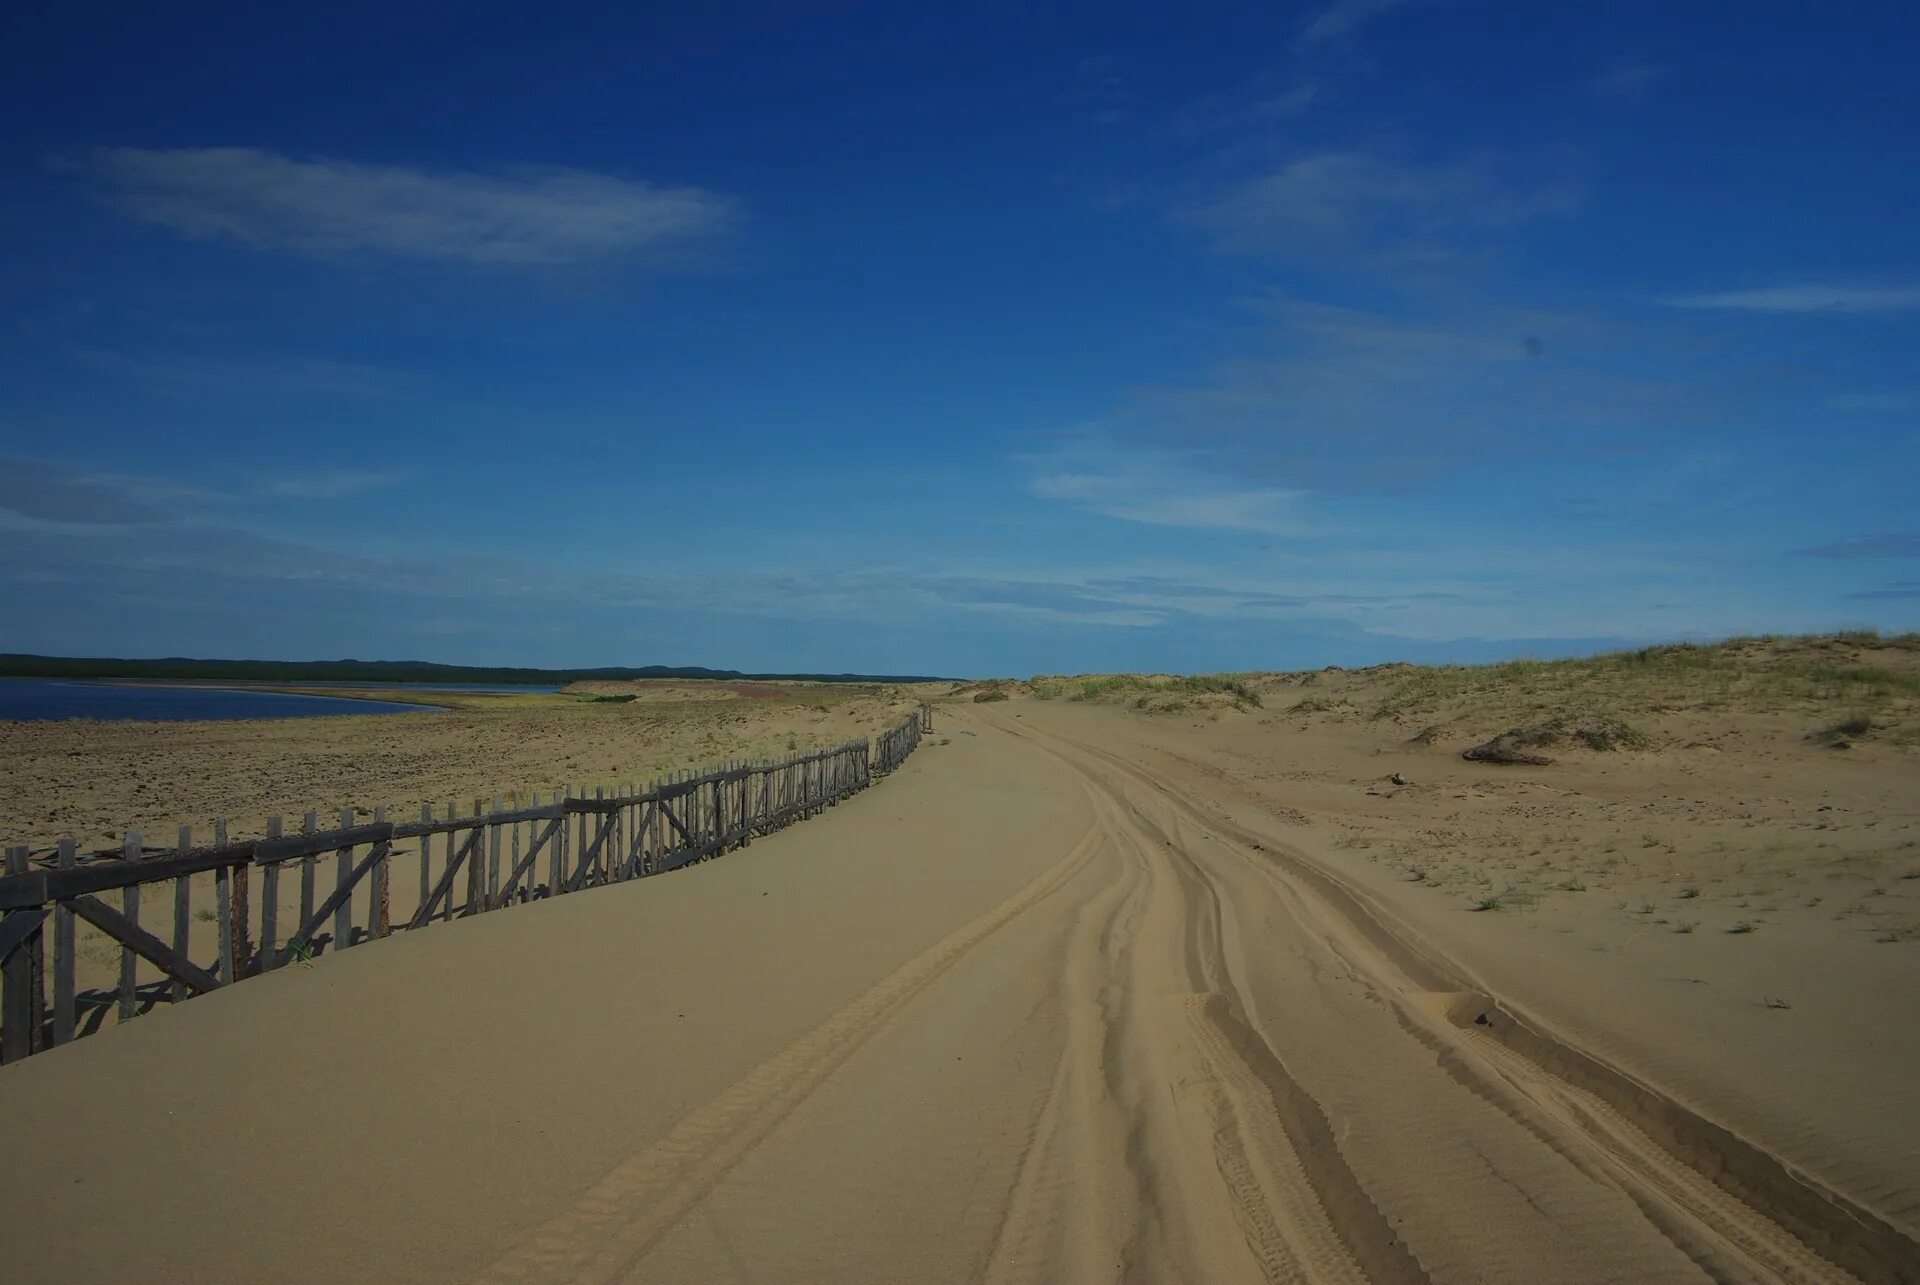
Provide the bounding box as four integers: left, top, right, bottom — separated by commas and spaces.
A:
965, 706, 1917, 1284
387, 704, 1920, 1282
5, 704, 1916, 1283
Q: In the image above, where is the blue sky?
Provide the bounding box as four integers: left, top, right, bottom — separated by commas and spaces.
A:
2, 1, 1917, 676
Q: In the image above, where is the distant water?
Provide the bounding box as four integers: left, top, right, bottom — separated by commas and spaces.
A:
255, 681, 565, 694
0, 678, 451, 722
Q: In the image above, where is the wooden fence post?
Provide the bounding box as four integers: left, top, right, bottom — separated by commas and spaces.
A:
261, 815, 283, 973
464, 798, 484, 915
54, 838, 76, 1044
511, 810, 524, 902
372, 806, 391, 939
2, 846, 41, 1063
490, 795, 504, 900
551, 789, 567, 897
418, 802, 434, 925
215, 819, 239, 984
334, 808, 356, 950
119, 830, 141, 1022
172, 824, 193, 1003
299, 811, 318, 940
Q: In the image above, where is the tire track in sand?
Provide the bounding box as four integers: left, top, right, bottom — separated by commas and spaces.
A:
1453, 1015, 1857, 1284
998, 710, 1918, 1284
981, 758, 1416, 1285
472, 807, 1105, 1285
1184, 992, 1374, 1285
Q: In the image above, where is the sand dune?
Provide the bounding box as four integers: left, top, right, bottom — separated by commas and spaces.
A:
5, 692, 1916, 1281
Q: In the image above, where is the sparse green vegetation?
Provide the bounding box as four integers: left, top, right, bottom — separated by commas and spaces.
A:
1363, 634, 1920, 739
1028, 672, 1262, 710
1815, 714, 1875, 743
1470, 889, 1537, 911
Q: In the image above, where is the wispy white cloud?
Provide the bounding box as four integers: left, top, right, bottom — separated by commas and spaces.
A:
72, 147, 737, 267
259, 470, 403, 500
0, 457, 167, 526
1067, 55, 1135, 126
1165, 81, 1322, 139
1591, 58, 1667, 100
1297, 0, 1411, 48
1796, 533, 1920, 560
1105, 294, 1682, 495
8, 458, 405, 525
1827, 392, 1918, 412
1024, 440, 1307, 535
1183, 151, 1580, 263
1666, 285, 1920, 314
1847, 580, 1920, 601
69, 346, 403, 397
0, 483, 1825, 667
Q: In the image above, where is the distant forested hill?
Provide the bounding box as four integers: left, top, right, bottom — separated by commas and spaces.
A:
0, 654, 947, 685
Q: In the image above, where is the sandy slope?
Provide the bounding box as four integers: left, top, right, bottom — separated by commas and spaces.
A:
5, 704, 1916, 1282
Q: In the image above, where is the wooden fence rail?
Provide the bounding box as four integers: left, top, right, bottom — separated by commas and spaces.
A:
0, 707, 932, 1066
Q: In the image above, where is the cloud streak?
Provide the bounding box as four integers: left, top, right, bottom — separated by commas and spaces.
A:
0, 458, 169, 526
1297, 0, 1411, 48
1105, 295, 1682, 495
1024, 441, 1307, 535
1846, 581, 1920, 601
70, 347, 404, 398
74, 147, 737, 267
1182, 151, 1579, 264
259, 470, 403, 500
1796, 533, 1920, 560
1591, 59, 1667, 100
1666, 285, 1920, 314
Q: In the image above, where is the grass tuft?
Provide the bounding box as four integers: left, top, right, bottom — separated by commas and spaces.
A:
1815, 714, 1874, 742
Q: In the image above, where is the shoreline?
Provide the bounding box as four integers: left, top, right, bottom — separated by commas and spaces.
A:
0, 675, 448, 719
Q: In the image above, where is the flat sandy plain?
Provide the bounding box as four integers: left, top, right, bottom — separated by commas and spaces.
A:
0, 679, 920, 849
3, 638, 1918, 1282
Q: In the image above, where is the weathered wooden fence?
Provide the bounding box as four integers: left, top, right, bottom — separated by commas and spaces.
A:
0, 707, 932, 1066
875, 700, 927, 772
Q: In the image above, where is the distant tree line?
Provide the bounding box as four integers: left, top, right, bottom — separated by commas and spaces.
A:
0, 654, 948, 685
